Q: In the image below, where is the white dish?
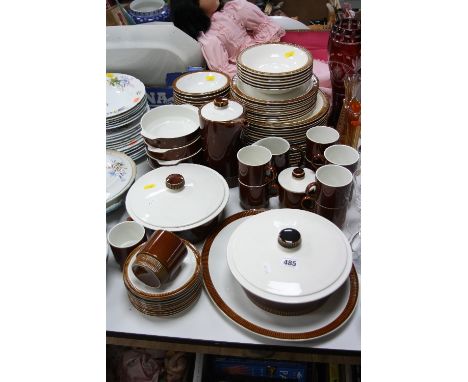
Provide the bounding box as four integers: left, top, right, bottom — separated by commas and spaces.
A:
227, 209, 352, 304
202, 211, 359, 341
140, 104, 199, 140
126, 164, 229, 231
106, 150, 137, 206
174, 71, 229, 95
106, 73, 146, 118
238, 43, 312, 75
106, 104, 150, 130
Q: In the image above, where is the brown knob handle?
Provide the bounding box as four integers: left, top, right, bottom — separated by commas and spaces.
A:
278, 228, 301, 249
292, 167, 305, 179
214, 97, 229, 108
166, 174, 185, 190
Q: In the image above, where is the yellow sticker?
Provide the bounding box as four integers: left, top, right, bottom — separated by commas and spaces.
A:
144, 184, 155, 190
106, 73, 114, 78
205, 75, 215, 81
284, 51, 295, 58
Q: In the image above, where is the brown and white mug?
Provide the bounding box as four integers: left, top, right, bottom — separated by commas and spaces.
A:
107, 221, 147, 271
324, 144, 360, 174
301, 164, 353, 209
302, 201, 348, 229
238, 179, 276, 210
305, 126, 340, 170
132, 230, 188, 288
277, 167, 316, 209
252, 137, 302, 176
237, 145, 276, 187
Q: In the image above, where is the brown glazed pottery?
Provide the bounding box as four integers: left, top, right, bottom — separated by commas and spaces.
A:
238, 180, 274, 209
252, 137, 303, 176
278, 167, 316, 209
107, 221, 147, 271
237, 145, 276, 187
132, 230, 188, 288
302, 164, 353, 209
199, 97, 247, 188
146, 137, 202, 161
146, 148, 203, 169
324, 144, 360, 174
143, 128, 200, 150
302, 201, 348, 229
305, 126, 340, 170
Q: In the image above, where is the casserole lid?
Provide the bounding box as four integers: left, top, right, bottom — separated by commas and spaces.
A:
126, 164, 228, 229
278, 167, 315, 194
200, 98, 244, 122
226, 209, 352, 304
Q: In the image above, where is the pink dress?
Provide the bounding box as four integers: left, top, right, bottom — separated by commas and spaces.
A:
198, 0, 285, 78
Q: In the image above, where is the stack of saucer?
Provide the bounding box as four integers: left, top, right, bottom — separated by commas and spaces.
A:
123, 241, 202, 316
236, 43, 313, 95
173, 71, 230, 107
241, 90, 329, 166
106, 73, 149, 161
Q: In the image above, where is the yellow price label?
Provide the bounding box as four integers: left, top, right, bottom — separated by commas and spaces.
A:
106, 73, 115, 78
144, 183, 156, 190
205, 75, 216, 81
284, 51, 295, 58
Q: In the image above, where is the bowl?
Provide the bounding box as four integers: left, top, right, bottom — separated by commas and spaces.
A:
129, 0, 164, 16
173, 71, 229, 96
146, 136, 201, 161
226, 209, 352, 315
140, 104, 200, 149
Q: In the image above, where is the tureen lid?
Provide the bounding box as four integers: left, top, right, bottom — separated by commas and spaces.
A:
278, 167, 315, 194
226, 209, 352, 304
200, 97, 244, 122
126, 164, 228, 230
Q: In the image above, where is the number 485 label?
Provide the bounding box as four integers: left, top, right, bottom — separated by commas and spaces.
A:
282, 258, 297, 268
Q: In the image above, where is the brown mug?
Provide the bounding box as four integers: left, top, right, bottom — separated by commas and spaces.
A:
302, 200, 348, 229
302, 164, 353, 209
237, 145, 276, 187
278, 167, 316, 209
238, 179, 276, 209
131, 230, 187, 288
305, 126, 340, 170
324, 144, 360, 174
107, 221, 147, 271
199, 97, 247, 188
252, 137, 303, 175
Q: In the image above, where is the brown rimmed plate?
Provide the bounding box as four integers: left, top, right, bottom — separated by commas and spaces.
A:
238, 67, 312, 86
202, 210, 359, 341
172, 70, 230, 97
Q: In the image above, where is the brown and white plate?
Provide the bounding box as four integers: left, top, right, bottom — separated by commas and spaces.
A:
202, 210, 359, 341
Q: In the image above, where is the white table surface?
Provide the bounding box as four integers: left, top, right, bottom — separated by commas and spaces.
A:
106, 160, 361, 352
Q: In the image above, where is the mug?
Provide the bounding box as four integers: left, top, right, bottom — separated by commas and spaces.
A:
237, 145, 276, 187
324, 144, 360, 174
107, 221, 147, 271
132, 230, 187, 288
238, 179, 275, 209
302, 201, 348, 229
305, 126, 340, 170
253, 137, 302, 175
302, 164, 353, 209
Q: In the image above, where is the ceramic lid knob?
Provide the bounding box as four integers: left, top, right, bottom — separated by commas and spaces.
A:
292, 167, 305, 179
278, 228, 301, 249
214, 97, 229, 108
166, 174, 185, 190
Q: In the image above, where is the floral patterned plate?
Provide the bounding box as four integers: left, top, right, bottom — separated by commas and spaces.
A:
106, 73, 146, 118
106, 149, 137, 207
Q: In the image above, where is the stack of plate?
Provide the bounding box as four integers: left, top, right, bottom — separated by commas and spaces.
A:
241, 90, 330, 166
106, 150, 137, 214
230, 74, 319, 122
106, 73, 149, 161
173, 71, 230, 107
236, 43, 313, 95
123, 240, 202, 316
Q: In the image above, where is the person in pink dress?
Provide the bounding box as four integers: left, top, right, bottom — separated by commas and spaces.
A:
170, 0, 285, 78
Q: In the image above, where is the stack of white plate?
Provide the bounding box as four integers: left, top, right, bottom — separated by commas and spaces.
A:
172, 71, 230, 108
106, 73, 149, 161
236, 43, 313, 95
106, 149, 137, 214
123, 240, 203, 316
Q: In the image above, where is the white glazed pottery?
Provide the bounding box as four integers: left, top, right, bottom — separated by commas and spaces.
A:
106, 73, 146, 118
126, 164, 229, 231
226, 209, 352, 304
106, 149, 137, 207
200, 99, 243, 122
174, 71, 229, 95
